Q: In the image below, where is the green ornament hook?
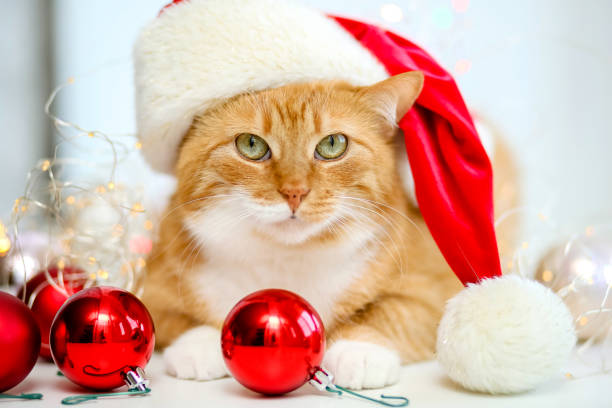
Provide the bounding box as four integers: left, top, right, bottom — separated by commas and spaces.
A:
61, 387, 151, 405
60, 366, 151, 405
310, 367, 409, 407
325, 385, 409, 407
0, 392, 43, 400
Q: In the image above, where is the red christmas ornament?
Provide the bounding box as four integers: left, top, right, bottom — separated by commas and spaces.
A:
50, 286, 155, 391
16, 267, 58, 301
221, 289, 325, 395
18, 267, 85, 359
0, 291, 41, 393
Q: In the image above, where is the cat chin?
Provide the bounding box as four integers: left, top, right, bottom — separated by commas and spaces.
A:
229, 196, 335, 245
252, 218, 329, 246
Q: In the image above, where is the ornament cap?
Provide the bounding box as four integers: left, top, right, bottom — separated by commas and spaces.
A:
122, 367, 148, 392
309, 367, 334, 391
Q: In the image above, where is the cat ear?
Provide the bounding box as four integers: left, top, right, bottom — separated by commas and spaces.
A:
361, 71, 424, 124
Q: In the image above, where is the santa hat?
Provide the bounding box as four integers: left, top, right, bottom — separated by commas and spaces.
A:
134, 0, 575, 394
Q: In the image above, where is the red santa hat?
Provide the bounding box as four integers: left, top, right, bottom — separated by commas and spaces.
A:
134, 0, 575, 394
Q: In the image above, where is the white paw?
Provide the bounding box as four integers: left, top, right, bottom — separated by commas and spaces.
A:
163, 325, 228, 381
322, 340, 400, 389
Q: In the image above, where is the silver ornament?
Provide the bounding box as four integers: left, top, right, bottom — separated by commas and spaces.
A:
536, 230, 612, 340
0, 230, 59, 291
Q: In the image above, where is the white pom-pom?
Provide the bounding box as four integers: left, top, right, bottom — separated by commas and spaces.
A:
436, 275, 576, 394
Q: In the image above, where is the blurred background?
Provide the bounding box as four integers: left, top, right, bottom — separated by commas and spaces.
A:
1, 0, 612, 249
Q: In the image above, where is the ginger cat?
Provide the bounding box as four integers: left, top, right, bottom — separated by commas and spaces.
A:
142, 72, 516, 389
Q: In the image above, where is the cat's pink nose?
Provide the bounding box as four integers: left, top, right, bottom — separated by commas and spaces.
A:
279, 187, 311, 213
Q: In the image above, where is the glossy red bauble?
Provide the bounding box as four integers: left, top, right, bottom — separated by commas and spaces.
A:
18, 267, 85, 359
0, 291, 41, 392
221, 289, 325, 395
50, 286, 155, 390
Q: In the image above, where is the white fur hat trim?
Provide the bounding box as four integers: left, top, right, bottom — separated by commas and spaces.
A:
133, 0, 388, 173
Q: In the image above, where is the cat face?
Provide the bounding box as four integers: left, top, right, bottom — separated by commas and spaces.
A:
174, 73, 423, 245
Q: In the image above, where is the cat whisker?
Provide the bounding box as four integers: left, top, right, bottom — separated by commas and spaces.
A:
149, 195, 243, 261
334, 212, 403, 278
334, 214, 378, 256
338, 199, 406, 246
337, 201, 405, 272
335, 204, 404, 276
158, 194, 238, 225
337, 195, 425, 238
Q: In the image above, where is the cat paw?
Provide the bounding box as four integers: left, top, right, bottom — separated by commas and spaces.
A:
322, 340, 400, 389
163, 325, 228, 381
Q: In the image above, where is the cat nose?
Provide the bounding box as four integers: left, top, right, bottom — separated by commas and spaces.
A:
279, 187, 311, 213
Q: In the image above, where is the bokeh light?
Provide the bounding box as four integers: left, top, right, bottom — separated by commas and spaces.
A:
380, 3, 403, 23
451, 0, 470, 13
432, 6, 454, 30
454, 59, 472, 75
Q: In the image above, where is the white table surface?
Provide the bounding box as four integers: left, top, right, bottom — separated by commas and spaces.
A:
5, 349, 612, 408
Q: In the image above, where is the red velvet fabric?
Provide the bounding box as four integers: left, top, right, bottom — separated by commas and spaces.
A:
333, 16, 502, 285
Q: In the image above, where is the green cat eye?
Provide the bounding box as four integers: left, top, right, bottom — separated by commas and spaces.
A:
235, 133, 270, 161
315, 134, 348, 160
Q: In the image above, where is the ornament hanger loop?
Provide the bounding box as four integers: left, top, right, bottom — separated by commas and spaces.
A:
61, 387, 151, 405
61, 367, 150, 405
0, 393, 43, 400
325, 385, 409, 407
310, 368, 409, 407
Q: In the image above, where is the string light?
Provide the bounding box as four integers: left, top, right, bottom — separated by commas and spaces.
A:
0, 221, 11, 257
97, 269, 109, 280
131, 203, 144, 215
3, 76, 153, 295
573, 258, 595, 282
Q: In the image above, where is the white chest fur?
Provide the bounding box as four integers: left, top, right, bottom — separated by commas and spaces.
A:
186, 201, 375, 326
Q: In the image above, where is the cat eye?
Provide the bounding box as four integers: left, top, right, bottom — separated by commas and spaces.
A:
235, 133, 271, 161
315, 134, 348, 160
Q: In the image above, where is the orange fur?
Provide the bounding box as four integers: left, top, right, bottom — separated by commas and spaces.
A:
142, 74, 516, 365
